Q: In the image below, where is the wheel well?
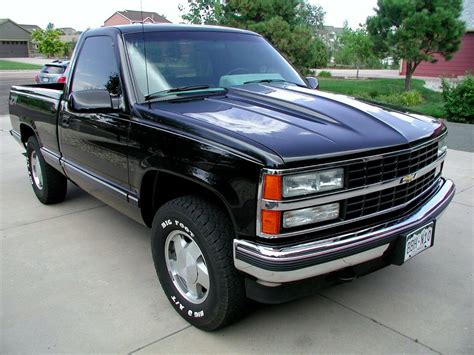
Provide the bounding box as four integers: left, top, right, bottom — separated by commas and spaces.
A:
20, 124, 36, 144
140, 170, 235, 231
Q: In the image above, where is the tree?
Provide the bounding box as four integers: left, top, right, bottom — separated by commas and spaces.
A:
31, 23, 64, 58
297, 1, 325, 32
178, 0, 224, 25
62, 41, 76, 58
335, 27, 375, 78
367, 0, 465, 91
221, 0, 328, 73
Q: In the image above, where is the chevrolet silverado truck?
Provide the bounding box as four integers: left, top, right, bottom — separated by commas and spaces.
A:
9, 24, 455, 330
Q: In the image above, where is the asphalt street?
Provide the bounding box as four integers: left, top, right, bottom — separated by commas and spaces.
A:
1, 72, 473, 353
0, 71, 35, 115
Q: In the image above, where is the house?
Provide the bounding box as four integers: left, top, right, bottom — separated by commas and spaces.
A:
400, 0, 474, 77
104, 10, 171, 26
58, 27, 77, 36
20, 24, 42, 33
0, 19, 34, 57
20, 24, 43, 56
58, 28, 81, 43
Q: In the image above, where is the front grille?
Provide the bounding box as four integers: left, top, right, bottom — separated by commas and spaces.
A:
344, 169, 437, 220
346, 141, 439, 188
261, 137, 444, 238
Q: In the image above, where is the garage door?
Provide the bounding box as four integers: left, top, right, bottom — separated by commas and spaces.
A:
0, 41, 28, 57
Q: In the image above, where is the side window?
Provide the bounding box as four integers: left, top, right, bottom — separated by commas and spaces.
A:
71, 36, 122, 96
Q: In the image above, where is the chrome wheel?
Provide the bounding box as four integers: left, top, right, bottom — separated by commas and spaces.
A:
30, 150, 43, 190
164, 230, 210, 304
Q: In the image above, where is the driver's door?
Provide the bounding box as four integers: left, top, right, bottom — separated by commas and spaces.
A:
59, 35, 131, 204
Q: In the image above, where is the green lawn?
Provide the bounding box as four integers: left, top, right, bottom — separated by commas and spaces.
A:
0, 60, 42, 70
318, 78, 445, 118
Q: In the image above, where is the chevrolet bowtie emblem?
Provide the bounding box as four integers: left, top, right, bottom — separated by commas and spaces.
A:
401, 173, 417, 183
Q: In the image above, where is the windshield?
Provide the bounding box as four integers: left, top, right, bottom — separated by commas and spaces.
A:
41, 65, 66, 74
124, 31, 306, 100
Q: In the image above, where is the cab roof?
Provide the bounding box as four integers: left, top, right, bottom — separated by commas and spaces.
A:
86, 24, 258, 37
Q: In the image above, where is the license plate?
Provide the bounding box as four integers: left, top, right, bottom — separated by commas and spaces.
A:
42, 78, 49, 82
404, 222, 434, 262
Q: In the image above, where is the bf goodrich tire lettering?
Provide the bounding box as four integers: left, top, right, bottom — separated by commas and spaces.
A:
151, 195, 247, 331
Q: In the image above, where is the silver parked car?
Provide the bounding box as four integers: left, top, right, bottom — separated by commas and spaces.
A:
34, 60, 69, 84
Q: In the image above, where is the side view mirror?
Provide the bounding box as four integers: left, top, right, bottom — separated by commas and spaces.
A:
306, 77, 319, 90
69, 89, 113, 112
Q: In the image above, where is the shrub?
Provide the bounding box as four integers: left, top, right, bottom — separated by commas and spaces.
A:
368, 89, 379, 98
318, 70, 332, 78
400, 91, 424, 106
361, 91, 423, 107
442, 76, 474, 123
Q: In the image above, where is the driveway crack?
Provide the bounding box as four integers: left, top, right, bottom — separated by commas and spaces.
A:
318, 293, 442, 354
1, 204, 106, 232
128, 325, 192, 354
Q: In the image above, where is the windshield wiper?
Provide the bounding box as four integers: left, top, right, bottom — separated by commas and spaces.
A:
145, 85, 210, 101
243, 79, 307, 88
144, 85, 215, 101
145, 85, 231, 101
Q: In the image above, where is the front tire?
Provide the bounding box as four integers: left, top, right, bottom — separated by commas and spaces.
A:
151, 195, 246, 331
26, 136, 67, 204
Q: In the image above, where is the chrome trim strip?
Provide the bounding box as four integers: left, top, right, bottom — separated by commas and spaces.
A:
236, 178, 455, 283
40, 147, 64, 173
62, 160, 128, 200
128, 194, 139, 206
40, 147, 61, 164
62, 160, 139, 205
263, 155, 444, 211
10, 129, 22, 146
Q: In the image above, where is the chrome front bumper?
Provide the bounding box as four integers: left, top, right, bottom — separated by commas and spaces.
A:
233, 178, 455, 285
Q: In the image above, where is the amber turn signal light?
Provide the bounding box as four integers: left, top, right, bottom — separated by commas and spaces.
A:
261, 210, 281, 235
263, 174, 282, 200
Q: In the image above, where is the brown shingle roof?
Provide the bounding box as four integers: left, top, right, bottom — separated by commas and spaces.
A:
117, 10, 171, 23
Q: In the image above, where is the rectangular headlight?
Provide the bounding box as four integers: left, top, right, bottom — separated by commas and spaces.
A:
438, 136, 447, 156
283, 168, 344, 198
283, 203, 340, 228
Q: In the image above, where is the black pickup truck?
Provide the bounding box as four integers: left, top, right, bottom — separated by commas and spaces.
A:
9, 24, 455, 330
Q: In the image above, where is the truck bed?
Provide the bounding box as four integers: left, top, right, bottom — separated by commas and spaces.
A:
9, 83, 65, 155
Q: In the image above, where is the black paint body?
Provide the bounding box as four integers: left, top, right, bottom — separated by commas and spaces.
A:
8, 25, 446, 239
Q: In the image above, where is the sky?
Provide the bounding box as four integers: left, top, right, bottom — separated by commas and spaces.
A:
2, 0, 378, 32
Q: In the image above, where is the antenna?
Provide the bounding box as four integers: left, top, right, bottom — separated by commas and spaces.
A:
140, 0, 150, 101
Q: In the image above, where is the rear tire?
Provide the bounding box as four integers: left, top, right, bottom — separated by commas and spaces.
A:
26, 136, 67, 204
151, 195, 247, 331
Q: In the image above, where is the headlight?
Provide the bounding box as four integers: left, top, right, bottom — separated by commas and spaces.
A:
283, 203, 340, 228
438, 136, 447, 156
283, 168, 344, 198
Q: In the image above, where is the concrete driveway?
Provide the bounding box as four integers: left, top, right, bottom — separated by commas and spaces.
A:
1, 89, 473, 352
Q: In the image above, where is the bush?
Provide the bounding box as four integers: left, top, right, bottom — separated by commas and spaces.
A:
400, 91, 424, 106
442, 76, 474, 123
368, 89, 379, 98
362, 91, 423, 106
318, 70, 332, 78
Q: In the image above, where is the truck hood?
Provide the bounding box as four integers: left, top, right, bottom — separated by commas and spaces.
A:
149, 83, 444, 164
